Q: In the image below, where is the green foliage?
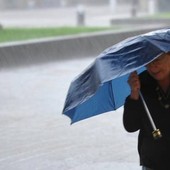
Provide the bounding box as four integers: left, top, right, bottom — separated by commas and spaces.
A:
153, 12, 170, 18
0, 27, 113, 43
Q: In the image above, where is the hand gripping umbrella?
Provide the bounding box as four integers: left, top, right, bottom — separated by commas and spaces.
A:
63, 28, 170, 138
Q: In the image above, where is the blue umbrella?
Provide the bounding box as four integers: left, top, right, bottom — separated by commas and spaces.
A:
63, 28, 170, 124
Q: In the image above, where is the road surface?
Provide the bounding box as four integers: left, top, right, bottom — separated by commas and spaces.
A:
0, 58, 140, 170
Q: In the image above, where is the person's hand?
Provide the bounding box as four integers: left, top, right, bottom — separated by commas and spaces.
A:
128, 71, 140, 100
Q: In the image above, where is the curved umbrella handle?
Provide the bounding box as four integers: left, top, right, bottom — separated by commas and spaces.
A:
139, 91, 162, 139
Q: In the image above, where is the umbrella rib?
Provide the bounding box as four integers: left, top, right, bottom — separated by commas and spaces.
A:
110, 81, 116, 109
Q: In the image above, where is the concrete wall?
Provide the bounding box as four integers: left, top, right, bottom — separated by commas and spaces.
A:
0, 26, 164, 69
110, 18, 170, 26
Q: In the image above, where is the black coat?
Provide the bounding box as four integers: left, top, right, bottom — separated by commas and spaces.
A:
123, 71, 170, 170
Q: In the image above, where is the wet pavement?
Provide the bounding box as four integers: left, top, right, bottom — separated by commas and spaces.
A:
0, 58, 140, 170
0, 4, 144, 170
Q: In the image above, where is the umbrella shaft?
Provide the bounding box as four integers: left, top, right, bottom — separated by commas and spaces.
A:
139, 91, 157, 131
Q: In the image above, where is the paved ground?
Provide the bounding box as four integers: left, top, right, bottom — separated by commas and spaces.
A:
0, 4, 144, 170
0, 58, 141, 170
0, 5, 145, 27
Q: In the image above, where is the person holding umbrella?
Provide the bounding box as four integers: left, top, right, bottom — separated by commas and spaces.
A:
123, 52, 170, 170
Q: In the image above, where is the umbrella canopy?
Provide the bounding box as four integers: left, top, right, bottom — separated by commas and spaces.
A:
63, 28, 170, 124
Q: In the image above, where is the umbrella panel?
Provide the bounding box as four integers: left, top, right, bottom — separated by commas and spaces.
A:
63, 28, 170, 124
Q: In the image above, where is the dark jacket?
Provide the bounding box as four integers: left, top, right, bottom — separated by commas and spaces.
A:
123, 71, 170, 170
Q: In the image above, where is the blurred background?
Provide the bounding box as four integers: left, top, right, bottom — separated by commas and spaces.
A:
0, 0, 169, 12
0, 0, 170, 28
0, 1, 169, 170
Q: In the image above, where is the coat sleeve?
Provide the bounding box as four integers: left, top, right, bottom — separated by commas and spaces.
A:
123, 96, 144, 132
